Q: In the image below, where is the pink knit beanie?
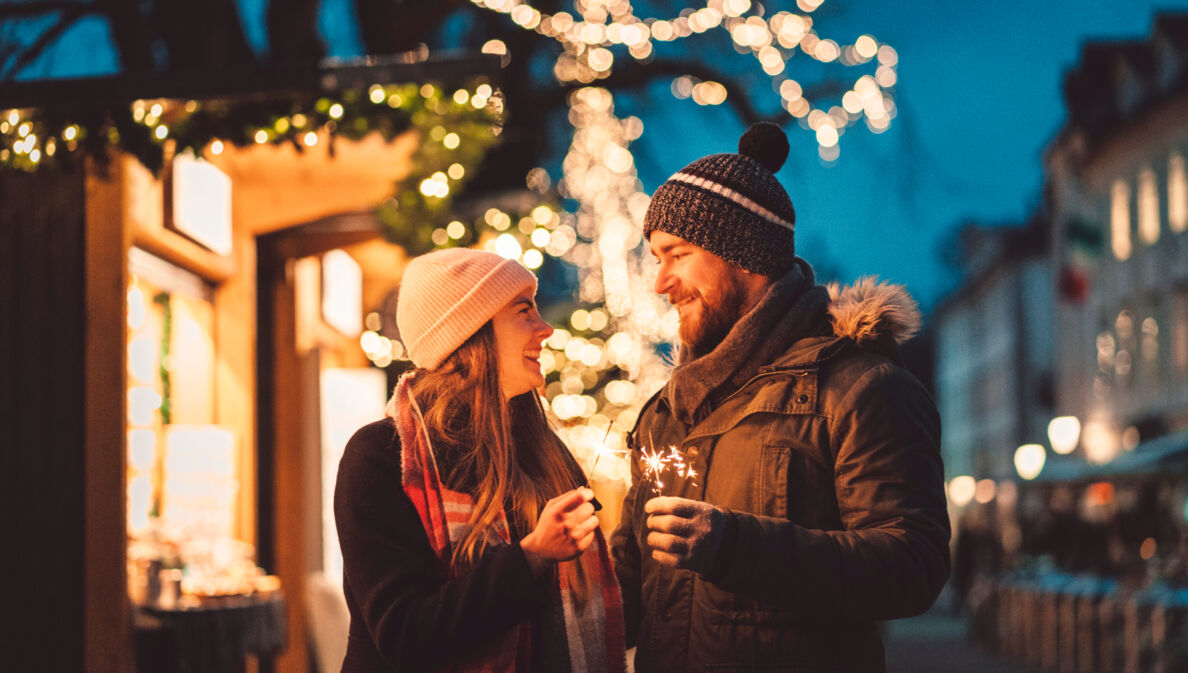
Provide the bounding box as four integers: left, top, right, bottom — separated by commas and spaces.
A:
396, 248, 538, 369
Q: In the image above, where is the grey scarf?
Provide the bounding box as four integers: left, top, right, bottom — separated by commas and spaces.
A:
663, 258, 831, 426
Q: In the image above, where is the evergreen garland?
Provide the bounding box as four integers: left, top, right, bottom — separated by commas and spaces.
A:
1, 79, 504, 248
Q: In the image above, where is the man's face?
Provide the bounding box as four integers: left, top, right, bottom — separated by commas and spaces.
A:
648, 230, 751, 354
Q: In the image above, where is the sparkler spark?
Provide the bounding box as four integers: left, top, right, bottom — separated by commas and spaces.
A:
639, 444, 697, 495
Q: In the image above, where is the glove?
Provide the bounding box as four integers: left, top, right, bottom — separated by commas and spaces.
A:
644, 496, 727, 576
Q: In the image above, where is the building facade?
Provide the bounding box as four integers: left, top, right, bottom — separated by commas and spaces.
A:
935, 221, 1054, 481
1045, 13, 1188, 463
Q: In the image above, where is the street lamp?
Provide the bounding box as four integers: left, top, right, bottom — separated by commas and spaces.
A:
1082, 420, 1119, 464
1048, 416, 1081, 455
1015, 443, 1046, 480
947, 475, 976, 507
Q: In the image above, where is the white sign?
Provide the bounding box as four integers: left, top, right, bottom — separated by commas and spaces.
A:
171, 154, 233, 256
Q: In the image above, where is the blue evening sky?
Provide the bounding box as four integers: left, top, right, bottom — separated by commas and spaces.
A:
8, 0, 1188, 309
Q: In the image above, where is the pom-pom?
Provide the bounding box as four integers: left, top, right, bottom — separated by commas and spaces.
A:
737, 122, 789, 173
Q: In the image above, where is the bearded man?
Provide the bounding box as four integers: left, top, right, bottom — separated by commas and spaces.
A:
609, 123, 950, 673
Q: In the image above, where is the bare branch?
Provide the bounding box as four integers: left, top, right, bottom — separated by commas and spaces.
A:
542, 57, 848, 128
93, 0, 155, 71
353, 0, 469, 55
1, 5, 92, 81
0, 2, 93, 19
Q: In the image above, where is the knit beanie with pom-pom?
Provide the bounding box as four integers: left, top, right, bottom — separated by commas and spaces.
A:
643, 122, 796, 277
396, 248, 537, 370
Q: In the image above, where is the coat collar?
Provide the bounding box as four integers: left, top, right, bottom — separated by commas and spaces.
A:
661, 269, 922, 425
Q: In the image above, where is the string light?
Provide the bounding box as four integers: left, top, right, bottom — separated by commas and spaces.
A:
3, 79, 496, 175
469, 0, 898, 154
449, 1, 899, 484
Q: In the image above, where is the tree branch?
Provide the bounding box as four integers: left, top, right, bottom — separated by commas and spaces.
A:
93, 0, 155, 72
353, 0, 469, 55
541, 57, 849, 128
1, 5, 93, 81
0, 1, 93, 18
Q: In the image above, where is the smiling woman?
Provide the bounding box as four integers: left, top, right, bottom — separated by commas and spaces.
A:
334, 247, 625, 673
491, 288, 554, 399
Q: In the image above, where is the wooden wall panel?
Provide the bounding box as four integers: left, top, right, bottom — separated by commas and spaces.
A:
0, 165, 93, 671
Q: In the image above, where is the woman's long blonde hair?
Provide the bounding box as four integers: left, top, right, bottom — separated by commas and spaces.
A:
408, 322, 590, 595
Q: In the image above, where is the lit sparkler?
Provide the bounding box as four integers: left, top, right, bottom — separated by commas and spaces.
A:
581, 438, 628, 511
639, 443, 698, 495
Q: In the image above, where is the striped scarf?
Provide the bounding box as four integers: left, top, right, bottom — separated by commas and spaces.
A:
388, 373, 626, 673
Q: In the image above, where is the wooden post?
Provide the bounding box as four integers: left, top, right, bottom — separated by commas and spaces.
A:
84, 157, 133, 672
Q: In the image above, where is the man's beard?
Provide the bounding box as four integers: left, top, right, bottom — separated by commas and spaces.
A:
674, 273, 748, 357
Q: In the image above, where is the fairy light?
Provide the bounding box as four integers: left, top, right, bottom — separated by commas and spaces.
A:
469, 0, 898, 154
455, 1, 898, 487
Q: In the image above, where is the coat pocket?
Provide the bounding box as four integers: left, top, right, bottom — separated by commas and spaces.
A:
757, 446, 790, 519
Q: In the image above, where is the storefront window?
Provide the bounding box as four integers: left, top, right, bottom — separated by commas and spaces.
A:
126, 248, 255, 603
126, 254, 218, 537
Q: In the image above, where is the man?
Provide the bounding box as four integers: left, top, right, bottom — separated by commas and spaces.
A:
610, 123, 950, 673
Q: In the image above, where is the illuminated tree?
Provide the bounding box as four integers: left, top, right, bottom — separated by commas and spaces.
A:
2, 0, 900, 484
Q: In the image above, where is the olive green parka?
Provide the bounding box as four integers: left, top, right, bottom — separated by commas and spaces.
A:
610, 270, 950, 673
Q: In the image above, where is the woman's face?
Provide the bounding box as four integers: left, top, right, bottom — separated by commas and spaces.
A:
491, 288, 554, 399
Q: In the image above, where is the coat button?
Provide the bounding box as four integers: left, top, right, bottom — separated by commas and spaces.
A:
796, 394, 809, 404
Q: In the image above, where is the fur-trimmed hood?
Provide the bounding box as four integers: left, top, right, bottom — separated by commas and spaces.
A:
664, 268, 922, 425
826, 277, 921, 345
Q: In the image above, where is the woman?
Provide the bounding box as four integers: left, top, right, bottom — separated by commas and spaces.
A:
335, 248, 625, 673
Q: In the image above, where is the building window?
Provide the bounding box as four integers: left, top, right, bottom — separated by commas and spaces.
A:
1115, 309, 1135, 388
1170, 152, 1187, 234
1173, 289, 1188, 378
1139, 299, 1161, 388
1111, 178, 1132, 260
1138, 167, 1160, 245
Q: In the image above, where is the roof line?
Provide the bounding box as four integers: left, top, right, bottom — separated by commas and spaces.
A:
0, 50, 502, 109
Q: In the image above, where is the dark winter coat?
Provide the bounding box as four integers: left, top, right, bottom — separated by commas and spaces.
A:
334, 418, 553, 672
610, 269, 951, 673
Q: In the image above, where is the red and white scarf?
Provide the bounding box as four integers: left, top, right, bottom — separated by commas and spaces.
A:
388, 373, 626, 673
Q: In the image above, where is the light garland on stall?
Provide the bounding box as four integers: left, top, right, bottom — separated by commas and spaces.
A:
0, 78, 501, 184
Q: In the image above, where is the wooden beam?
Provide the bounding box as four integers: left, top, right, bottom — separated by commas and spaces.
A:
0, 51, 502, 109
84, 153, 132, 672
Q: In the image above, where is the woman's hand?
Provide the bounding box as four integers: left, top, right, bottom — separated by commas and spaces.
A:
520, 487, 600, 575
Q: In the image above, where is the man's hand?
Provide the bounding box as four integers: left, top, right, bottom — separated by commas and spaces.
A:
644, 496, 726, 575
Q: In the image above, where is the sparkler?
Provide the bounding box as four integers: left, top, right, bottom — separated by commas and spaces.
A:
579, 428, 628, 511
639, 438, 698, 495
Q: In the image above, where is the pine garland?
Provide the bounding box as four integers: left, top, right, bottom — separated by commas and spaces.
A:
1, 79, 505, 249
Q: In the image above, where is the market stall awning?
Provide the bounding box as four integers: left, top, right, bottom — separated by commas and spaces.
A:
1036, 428, 1188, 482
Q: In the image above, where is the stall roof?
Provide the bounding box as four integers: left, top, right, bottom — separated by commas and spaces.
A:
0, 50, 501, 109
1035, 428, 1188, 482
